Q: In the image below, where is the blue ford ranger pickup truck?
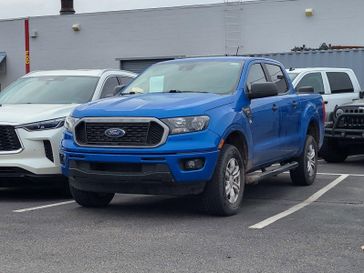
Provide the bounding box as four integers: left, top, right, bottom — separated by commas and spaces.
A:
61, 57, 325, 216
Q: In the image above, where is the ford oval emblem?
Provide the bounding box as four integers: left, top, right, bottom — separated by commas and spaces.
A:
104, 128, 126, 138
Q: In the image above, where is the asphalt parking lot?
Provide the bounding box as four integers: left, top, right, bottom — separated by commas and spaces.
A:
0, 158, 363, 273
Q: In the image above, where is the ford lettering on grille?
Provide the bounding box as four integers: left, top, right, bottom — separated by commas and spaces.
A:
104, 128, 126, 138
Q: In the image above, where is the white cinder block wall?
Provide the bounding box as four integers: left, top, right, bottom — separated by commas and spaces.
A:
0, 0, 363, 87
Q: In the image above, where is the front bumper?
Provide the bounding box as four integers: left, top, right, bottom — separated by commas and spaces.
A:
62, 149, 219, 182
61, 129, 221, 194
0, 127, 64, 177
325, 127, 364, 140
325, 114, 364, 140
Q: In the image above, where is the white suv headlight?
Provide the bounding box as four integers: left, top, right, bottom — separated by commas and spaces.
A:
20, 117, 65, 131
64, 116, 79, 132
162, 116, 209, 135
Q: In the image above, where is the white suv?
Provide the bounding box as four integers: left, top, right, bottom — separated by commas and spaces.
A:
0, 69, 136, 180
287, 68, 361, 120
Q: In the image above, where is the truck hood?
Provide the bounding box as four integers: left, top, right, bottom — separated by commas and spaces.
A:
341, 99, 364, 107
73, 93, 235, 118
0, 104, 78, 125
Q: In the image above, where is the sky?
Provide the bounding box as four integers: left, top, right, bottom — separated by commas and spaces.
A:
0, 0, 225, 20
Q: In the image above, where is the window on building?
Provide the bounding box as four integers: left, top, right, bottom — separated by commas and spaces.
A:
265, 64, 288, 93
246, 64, 267, 92
100, 77, 119, 98
327, 72, 354, 94
296, 73, 325, 94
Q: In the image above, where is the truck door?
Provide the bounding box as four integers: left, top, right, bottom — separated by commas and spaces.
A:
246, 63, 281, 166
324, 71, 358, 115
265, 63, 301, 157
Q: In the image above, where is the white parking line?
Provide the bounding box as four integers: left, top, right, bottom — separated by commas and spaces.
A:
249, 174, 349, 229
13, 200, 75, 213
318, 172, 364, 177
283, 171, 364, 177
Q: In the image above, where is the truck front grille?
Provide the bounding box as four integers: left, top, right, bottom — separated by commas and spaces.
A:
0, 126, 22, 152
74, 118, 167, 147
337, 108, 364, 130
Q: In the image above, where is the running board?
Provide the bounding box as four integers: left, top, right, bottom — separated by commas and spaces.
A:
246, 162, 299, 185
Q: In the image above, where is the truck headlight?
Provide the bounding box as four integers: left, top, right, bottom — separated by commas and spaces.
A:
335, 108, 344, 119
20, 117, 65, 131
162, 116, 209, 135
64, 116, 79, 132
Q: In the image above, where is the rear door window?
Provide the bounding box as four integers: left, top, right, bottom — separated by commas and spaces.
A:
265, 64, 288, 93
296, 73, 324, 94
327, 72, 354, 94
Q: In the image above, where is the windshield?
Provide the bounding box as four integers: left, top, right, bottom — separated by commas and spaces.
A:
123, 61, 244, 95
0, 76, 99, 104
287, 72, 299, 81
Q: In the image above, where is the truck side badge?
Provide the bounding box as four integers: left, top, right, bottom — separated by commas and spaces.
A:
243, 107, 253, 124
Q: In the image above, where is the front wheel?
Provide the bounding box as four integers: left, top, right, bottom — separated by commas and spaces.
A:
202, 144, 245, 216
290, 135, 318, 186
70, 185, 115, 208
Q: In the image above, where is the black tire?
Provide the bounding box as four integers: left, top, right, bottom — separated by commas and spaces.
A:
319, 138, 347, 163
290, 135, 318, 186
202, 144, 245, 216
70, 185, 114, 208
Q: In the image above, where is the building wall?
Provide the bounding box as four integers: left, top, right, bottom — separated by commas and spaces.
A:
0, 19, 24, 88
0, 0, 364, 88
29, 4, 226, 71
240, 0, 364, 54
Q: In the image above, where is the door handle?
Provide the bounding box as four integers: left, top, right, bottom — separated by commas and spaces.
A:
292, 101, 298, 108
272, 104, 278, 111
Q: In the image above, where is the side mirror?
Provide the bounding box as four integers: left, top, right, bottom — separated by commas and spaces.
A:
297, 86, 314, 93
113, 84, 127, 96
359, 91, 364, 99
248, 82, 278, 99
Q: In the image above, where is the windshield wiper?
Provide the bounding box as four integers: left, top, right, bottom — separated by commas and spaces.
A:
168, 90, 209, 93
120, 91, 144, 96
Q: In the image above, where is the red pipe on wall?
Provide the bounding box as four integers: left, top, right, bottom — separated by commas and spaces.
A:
24, 18, 30, 73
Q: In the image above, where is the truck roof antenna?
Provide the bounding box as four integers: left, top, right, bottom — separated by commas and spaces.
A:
235, 46, 241, 56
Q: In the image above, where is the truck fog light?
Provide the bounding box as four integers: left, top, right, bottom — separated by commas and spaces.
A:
182, 158, 205, 170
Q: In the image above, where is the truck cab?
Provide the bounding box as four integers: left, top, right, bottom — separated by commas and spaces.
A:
61, 57, 325, 216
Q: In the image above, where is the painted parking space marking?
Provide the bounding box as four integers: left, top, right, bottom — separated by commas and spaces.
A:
249, 174, 349, 229
317, 172, 364, 177
13, 200, 75, 213
10, 173, 359, 213
283, 171, 364, 177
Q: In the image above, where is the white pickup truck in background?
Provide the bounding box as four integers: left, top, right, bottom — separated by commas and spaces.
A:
287, 68, 361, 120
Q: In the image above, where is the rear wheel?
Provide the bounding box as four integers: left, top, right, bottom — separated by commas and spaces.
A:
70, 185, 114, 208
290, 135, 318, 186
202, 144, 245, 216
319, 138, 347, 163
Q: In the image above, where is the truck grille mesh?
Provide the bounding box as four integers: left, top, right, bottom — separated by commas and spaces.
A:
337, 115, 364, 129
75, 120, 165, 147
337, 107, 364, 129
0, 126, 22, 152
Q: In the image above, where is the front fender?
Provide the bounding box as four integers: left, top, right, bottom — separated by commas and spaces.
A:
206, 106, 253, 168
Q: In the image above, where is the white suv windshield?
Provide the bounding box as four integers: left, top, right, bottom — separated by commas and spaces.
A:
0, 76, 99, 104
123, 61, 244, 95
